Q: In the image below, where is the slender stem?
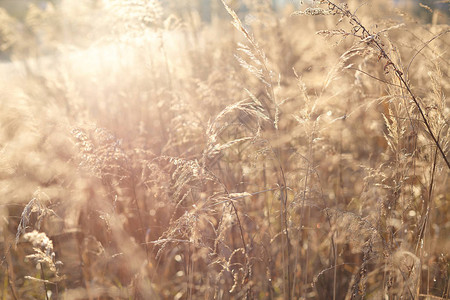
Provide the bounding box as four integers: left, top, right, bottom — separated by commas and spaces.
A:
40, 263, 49, 300
3, 244, 19, 300
396, 75, 449, 169
332, 232, 337, 300
130, 171, 150, 263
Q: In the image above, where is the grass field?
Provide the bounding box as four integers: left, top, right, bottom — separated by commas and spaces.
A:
0, 0, 449, 299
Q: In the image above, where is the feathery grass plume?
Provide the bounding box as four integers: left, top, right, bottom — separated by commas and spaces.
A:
72, 126, 130, 182
16, 191, 55, 246
23, 230, 60, 274
221, 0, 279, 124
204, 98, 268, 162
21, 229, 62, 300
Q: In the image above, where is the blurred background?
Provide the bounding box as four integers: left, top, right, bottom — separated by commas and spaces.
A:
0, 0, 448, 22
0, 0, 448, 62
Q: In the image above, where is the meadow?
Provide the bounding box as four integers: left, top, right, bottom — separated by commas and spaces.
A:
0, 0, 449, 299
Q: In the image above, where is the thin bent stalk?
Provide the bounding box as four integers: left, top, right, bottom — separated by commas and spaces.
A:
323, 0, 450, 169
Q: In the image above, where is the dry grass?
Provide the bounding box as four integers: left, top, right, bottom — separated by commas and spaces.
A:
0, 0, 449, 299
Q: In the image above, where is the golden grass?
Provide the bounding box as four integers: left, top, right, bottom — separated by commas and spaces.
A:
0, 0, 449, 299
